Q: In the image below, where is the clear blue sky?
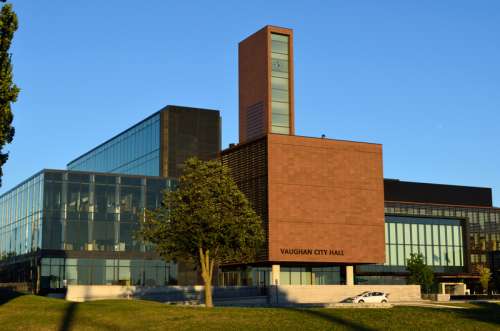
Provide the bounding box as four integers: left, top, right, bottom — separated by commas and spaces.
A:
3, 1, 500, 205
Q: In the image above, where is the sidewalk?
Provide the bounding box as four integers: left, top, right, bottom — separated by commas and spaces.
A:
392, 301, 468, 309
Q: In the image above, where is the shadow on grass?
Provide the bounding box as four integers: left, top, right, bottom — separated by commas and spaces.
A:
0, 288, 25, 306
286, 308, 376, 331
59, 302, 78, 331
452, 302, 500, 327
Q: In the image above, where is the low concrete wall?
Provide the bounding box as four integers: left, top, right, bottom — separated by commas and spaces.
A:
67, 285, 204, 302
270, 285, 421, 304
423, 293, 450, 302
0, 282, 30, 292
67, 284, 421, 303
66, 285, 266, 302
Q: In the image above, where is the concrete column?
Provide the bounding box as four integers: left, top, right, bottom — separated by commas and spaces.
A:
270, 265, 281, 305
346, 265, 354, 285
271, 264, 280, 285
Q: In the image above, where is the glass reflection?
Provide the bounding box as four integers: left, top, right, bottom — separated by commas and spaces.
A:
67, 113, 161, 176
384, 216, 465, 268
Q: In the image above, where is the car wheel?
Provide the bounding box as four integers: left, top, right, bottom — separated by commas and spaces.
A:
382, 299, 387, 303
358, 300, 364, 303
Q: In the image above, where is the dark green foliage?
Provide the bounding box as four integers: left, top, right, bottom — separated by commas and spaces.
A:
0, 3, 19, 186
139, 157, 264, 306
407, 253, 434, 293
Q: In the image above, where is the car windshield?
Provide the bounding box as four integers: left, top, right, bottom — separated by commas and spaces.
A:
358, 291, 370, 296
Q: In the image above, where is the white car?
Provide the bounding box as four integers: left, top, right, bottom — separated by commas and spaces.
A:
350, 291, 389, 303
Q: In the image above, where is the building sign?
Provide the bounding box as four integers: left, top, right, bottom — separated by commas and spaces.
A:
280, 248, 344, 256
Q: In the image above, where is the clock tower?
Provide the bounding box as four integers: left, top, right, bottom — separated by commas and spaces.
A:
238, 26, 295, 143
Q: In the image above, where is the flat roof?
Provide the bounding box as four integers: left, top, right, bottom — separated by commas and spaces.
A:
384, 179, 493, 208
221, 133, 381, 154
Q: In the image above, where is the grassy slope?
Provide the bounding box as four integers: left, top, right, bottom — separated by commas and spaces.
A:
0, 293, 499, 331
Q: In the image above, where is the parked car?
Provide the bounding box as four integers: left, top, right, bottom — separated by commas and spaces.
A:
349, 291, 389, 303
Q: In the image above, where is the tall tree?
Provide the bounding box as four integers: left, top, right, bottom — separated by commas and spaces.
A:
406, 253, 434, 293
139, 157, 264, 308
0, 3, 19, 186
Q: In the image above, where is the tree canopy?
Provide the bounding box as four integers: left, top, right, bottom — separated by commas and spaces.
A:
139, 157, 264, 307
406, 253, 434, 293
0, 3, 19, 186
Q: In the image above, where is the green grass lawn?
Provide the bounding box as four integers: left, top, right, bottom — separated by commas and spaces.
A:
1, 291, 500, 331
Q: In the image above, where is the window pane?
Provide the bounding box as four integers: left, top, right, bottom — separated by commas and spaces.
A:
433, 245, 440, 265
280, 268, 290, 285
272, 76, 288, 91
272, 114, 289, 127
389, 223, 396, 244
271, 35, 288, 54
397, 224, 404, 245
301, 270, 311, 285
290, 268, 301, 285
271, 33, 289, 43
426, 246, 433, 266
440, 225, 446, 246
272, 101, 289, 115
446, 226, 453, 247
411, 224, 418, 245
397, 245, 405, 265
390, 245, 397, 265
418, 224, 425, 245
433, 225, 439, 245
453, 226, 460, 246
425, 225, 432, 246
272, 88, 289, 103
440, 246, 448, 266
271, 126, 289, 134
271, 58, 289, 74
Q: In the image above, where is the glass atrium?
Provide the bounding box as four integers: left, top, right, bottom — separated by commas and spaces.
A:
67, 113, 161, 176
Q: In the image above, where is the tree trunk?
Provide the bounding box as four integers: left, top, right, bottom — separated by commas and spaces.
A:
199, 247, 215, 308
204, 280, 213, 308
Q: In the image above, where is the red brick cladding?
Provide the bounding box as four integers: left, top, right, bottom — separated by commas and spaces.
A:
239, 27, 268, 143
238, 26, 294, 143
267, 134, 385, 264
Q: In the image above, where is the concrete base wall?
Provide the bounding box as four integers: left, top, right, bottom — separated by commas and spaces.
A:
269, 285, 421, 304
0, 282, 30, 292
423, 293, 451, 301
67, 284, 421, 303
66, 285, 267, 302
66, 285, 205, 302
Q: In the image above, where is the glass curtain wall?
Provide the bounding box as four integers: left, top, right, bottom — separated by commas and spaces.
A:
41, 257, 177, 288
270, 33, 290, 134
280, 266, 342, 285
43, 170, 172, 252
67, 113, 161, 176
219, 266, 342, 286
385, 202, 500, 271
0, 172, 44, 259
384, 216, 464, 270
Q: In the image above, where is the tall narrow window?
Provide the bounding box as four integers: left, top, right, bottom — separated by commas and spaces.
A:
271, 33, 290, 134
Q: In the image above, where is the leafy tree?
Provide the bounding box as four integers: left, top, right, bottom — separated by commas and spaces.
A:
139, 157, 264, 307
406, 253, 434, 293
0, 3, 19, 186
476, 265, 492, 294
